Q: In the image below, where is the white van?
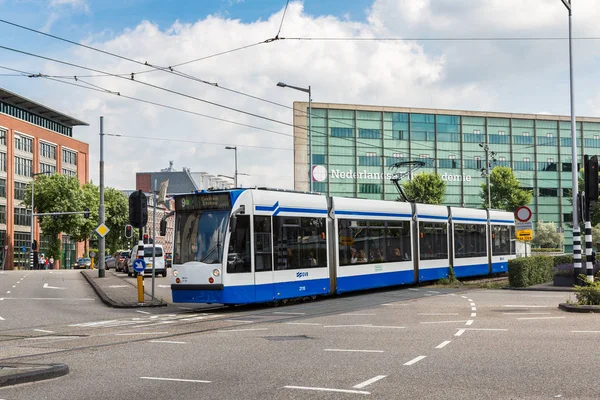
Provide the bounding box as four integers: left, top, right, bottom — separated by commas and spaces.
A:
127, 244, 167, 277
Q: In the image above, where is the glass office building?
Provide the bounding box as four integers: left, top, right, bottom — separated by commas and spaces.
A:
293, 102, 600, 252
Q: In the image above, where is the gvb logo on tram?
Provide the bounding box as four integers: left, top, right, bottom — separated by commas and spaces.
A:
296, 272, 309, 278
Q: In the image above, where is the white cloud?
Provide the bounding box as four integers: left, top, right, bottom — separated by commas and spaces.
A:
50, 0, 88, 9
10, 0, 600, 190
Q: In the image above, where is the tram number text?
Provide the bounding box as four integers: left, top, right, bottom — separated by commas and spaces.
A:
296, 271, 309, 278
299, 286, 306, 292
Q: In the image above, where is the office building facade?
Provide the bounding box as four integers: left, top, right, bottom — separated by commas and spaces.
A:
293, 102, 600, 252
0, 88, 89, 269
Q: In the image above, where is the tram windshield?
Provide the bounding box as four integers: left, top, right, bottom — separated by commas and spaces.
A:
174, 210, 229, 265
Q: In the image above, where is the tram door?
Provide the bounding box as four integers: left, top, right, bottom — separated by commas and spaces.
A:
253, 216, 275, 302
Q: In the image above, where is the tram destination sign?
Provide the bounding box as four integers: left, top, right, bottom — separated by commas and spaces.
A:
176, 193, 231, 211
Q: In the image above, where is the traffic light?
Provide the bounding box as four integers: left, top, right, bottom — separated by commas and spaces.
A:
159, 219, 167, 236
143, 233, 149, 244
128, 190, 148, 229
585, 155, 599, 203
31, 240, 37, 251
125, 224, 132, 238
84, 208, 90, 219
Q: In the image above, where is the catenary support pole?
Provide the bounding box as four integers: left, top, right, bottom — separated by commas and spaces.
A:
98, 116, 106, 278
152, 179, 157, 300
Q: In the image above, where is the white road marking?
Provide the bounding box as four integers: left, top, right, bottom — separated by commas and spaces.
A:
225, 320, 254, 323
417, 313, 458, 316
341, 313, 377, 316
408, 288, 419, 291
11, 286, 15, 288
353, 375, 387, 389
471, 313, 477, 317
43, 283, 66, 290
465, 320, 474, 326
217, 328, 268, 332
467, 298, 473, 302
420, 320, 469, 324
572, 331, 600, 333
503, 312, 551, 315
517, 317, 566, 320
435, 341, 451, 349
461, 296, 467, 299
140, 377, 210, 383
149, 340, 187, 344
470, 302, 476, 306
324, 349, 384, 353
464, 328, 508, 331
503, 305, 549, 308
136, 310, 151, 315
273, 312, 306, 315
6, 291, 10, 294
284, 386, 369, 395
324, 324, 405, 329
367, 325, 406, 329
427, 291, 440, 294
150, 316, 160, 319
0, 316, 4, 321
0, 298, 4, 301
471, 307, 476, 311
33, 329, 55, 333
26, 336, 78, 340
455, 329, 466, 336
286, 322, 321, 326
404, 356, 427, 366
114, 332, 169, 336
109, 285, 129, 288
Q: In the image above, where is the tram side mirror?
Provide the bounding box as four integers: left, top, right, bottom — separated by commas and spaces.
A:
159, 219, 167, 236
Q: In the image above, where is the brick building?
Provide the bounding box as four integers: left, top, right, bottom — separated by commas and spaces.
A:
0, 88, 89, 269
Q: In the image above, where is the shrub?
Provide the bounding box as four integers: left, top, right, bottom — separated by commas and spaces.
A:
532, 248, 562, 253
574, 275, 600, 305
508, 256, 554, 287
553, 254, 573, 267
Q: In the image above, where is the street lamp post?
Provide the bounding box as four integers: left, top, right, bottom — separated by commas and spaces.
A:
277, 81, 312, 192
225, 146, 238, 188
561, 0, 581, 276
30, 170, 52, 269
479, 142, 496, 209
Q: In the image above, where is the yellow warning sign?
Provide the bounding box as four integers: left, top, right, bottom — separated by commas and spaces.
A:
516, 230, 533, 241
95, 223, 110, 238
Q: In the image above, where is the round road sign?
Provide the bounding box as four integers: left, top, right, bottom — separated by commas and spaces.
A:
515, 206, 532, 222
133, 259, 146, 273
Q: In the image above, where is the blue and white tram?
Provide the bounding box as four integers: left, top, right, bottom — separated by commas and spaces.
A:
170, 188, 516, 305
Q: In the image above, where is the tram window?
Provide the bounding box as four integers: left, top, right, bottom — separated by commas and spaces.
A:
273, 216, 326, 270
254, 216, 273, 272
227, 215, 251, 273
338, 219, 411, 266
491, 225, 511, 256
419, 222, 448, 260
453, 223, 487, 258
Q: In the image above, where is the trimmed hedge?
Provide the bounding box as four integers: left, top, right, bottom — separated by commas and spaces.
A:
508, 256, 554, 287
532, 248, 562, 253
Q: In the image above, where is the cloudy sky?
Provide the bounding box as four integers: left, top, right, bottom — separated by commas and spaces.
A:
0, 0, 599, 190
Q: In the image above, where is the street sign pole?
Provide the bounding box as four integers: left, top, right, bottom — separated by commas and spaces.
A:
98, 116, 106, 278
152, 179, 157, 301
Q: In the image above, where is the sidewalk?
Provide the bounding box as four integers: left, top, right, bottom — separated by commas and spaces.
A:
81, 270, 167, 308
0, 363, 68, 387
506, 281, 576, 292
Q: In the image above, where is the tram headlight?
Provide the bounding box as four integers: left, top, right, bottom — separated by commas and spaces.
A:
212, 269, 221, 277
173, 270, 178, 277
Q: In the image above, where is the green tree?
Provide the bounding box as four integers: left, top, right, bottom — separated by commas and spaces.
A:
402, 172, 446, 204
532, 221, 564, 249
104, 187, 130, 254
23, 175, 85, 261
71, 183, 99, 253
481, 166, 532, 211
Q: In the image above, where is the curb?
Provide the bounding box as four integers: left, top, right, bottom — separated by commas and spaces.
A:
80, 271, 167, 308
558, 303, 600, 313
503, 286, 575, 292
0, 363, 69, 387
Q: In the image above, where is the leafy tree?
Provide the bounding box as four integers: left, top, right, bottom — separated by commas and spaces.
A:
532, 221, 564, 249
401, 172, 446, 204
71, 183, 99, 253
104, 187, 130, 254
23, 175, 85, 260
481, 166, 532, 211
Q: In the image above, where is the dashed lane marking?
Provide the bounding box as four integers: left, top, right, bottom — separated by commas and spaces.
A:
471, 307, 476, 311
0, 316, 4, 321
465, 320, 474, 326
353, 375, 387, 389
33, 329, 55, 333
136, 310, 151, 315
420, 320, 469, 324
460, 296, 467, 299
517, 317, 566, 320
284, 386, 369, 395
471, 313, 476, 317
435, 341, 451, 349
455, 329, 466, 337
140, 377, 210, 383
325, 349, 384, 353
467, 299, 473, 302
464, 328, 508, 331
6, 291, 10, 294
470, 302, 476, 306
404, 356, 427, 366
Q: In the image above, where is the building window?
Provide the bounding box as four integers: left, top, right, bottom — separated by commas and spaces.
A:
331, 127, 353, 138
312, 154, 326, 165
358, 129, 381, 139
0, 179, 5, 198
563, 213, 573, 223
0, 152, 5, 172
14, 135, 32, 153
0, 130, 5, 146
523, 157, 530, 162
474, 156, 482, 170
562, 163, 573, 172
539, 188, 558, 197
393, 130, 407, 140
40, 142, 56, 159
62, 149, 77, 165
62, 168, 77, 177
14, 157, 32, 177
40, 163, 56, 174
523, 132, 530, 136
0, 205, 5, 224
14, 182, 27, 201
359, 183, 382, 194
473, 129, 481, 134
14, 207, 31, 226
498, 131, 506, 135
393, 153, 404, 158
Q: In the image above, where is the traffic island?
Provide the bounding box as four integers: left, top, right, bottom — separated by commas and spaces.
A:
559, 303, 600, 313
0, 363, 69, 387
81, 270, 167, 308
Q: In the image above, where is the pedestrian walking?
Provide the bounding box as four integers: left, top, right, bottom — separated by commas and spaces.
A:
49, 256, 54, 270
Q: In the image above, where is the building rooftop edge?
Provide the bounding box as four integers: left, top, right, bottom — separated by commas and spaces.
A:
293, 101, 600, 122
0, 87, 88, 127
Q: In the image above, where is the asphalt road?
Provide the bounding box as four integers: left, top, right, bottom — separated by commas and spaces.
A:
1, 272, 598, 399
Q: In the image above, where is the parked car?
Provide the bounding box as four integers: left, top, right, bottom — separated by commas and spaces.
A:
105, 255, 116, 270
74, 257, 92, 269
165, 252, 172, 268
116, 250, 130, 272
126, 244, 166, 277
